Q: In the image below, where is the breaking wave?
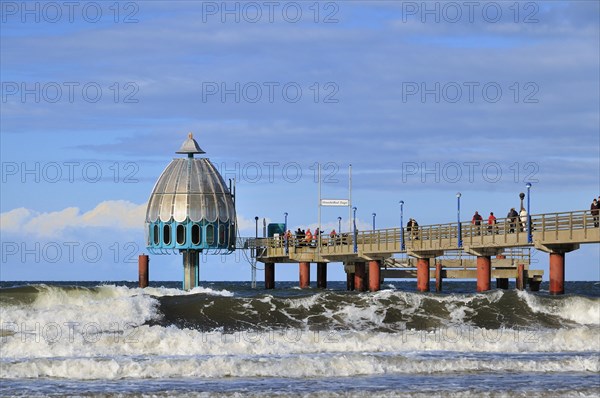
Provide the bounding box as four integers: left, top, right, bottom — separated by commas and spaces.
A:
1, 284, 599, 380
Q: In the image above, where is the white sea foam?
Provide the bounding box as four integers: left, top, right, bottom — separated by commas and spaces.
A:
1, 348, 598, 379
1, 284, 159, 331
2, 317, 599, 360
2, 285, 599, 381
518, 290, 600, 326
0, 284, 234, 358
124, 284, 234, 298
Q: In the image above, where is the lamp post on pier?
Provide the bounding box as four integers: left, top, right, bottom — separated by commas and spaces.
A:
372, 213, 376, 231
456, 192, 462, 248
337, 216, 342, 234
253, 216, 259, 288
399, 200, 405, 250
352, 206, 358, 254
254, 216, 259, 242
284, 212, 288, 254
526, 183, 532, 243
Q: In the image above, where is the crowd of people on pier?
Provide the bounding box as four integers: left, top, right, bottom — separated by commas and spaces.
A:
468, 207, 529, 235
278, 228, 351, 248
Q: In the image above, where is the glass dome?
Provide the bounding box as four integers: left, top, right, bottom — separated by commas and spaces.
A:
145, 133, 236, 253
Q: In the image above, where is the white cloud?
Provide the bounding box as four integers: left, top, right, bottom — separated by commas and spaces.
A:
1, 201, 270, 238
0, 201, 147, 238
0, 208, 32, 231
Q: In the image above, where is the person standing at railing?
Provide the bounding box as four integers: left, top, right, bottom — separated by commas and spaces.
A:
520, 207, 528, 232
487, 212, 497, 234
591, 198, 599, 227
407, 218, 419, 240
305, 228, 313, 247
296, 228, 305, 247
329, 229, 337, 246
507, 208, 518, 233
472, 211, 483, 235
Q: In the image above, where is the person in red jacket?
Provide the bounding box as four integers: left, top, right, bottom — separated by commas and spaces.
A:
488, 212, 497, 234
305, 228, 313, 247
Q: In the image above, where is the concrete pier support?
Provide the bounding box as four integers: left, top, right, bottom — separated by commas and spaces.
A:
516, 264, 525, 291
347, 272, 355, 291
416, 258, 430, 292
317, 262, 327, 289
549, 252, 565, 295
476, 256, 491, 292
529, 278, 541, 291
435, 262, 443, 292
299, 262, 310, 288
265, 262, 275, 289
368, 260, 381, 292
494, 255, 508, 289
496, 278, 509, 289
354, 262, 366, 292
138, 254, 149, 288
183, 250, 199, 290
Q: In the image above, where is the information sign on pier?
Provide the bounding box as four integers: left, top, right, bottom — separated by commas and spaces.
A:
321, 199, 349, 207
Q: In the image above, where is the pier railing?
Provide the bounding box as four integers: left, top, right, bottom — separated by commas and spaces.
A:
252, 209, 599, 260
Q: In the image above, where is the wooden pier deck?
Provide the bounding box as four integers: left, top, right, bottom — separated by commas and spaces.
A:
250, 210, 599, 294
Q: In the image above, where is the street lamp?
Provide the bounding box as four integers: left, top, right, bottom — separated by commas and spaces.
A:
372, 213, 376, 231
399, 200, 405, 250
352, 206, 358, 253
456, 192, 462, 248
254, 216, 259, 256
284, 212, 289, 254
253, 216, 259, 289
337, 216, 342, 233
526, 183, 532, 243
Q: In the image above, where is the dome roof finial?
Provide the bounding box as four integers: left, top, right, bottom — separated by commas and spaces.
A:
176, 132, 206, 155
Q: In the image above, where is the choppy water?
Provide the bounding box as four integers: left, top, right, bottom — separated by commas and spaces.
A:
1, 281, 599, 397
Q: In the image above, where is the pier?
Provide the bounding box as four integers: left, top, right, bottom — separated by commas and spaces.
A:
251, 210, 599, 294
139, 134, 598, 294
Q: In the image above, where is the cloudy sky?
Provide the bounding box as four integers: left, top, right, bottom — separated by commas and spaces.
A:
1, 0, 598, 282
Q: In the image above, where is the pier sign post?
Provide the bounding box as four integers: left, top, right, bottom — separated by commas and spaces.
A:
320, 199, 350, 207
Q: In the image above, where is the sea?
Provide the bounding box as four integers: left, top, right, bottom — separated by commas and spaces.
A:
0, 280, 598, 398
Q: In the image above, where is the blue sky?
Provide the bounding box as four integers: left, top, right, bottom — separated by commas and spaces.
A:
1, 0, 599, 282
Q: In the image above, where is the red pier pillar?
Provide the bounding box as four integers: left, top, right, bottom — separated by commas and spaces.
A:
138, 254, 149, 288
416, 258, 430, 292
476, 256, 491, 292
299, 262, 310, 288
354, 262, 366, 292
549, 253, 565, 295
516, 264, 525, 291
435, 262, 443, 293
368, 260, 381, 292
265, 262, 275, 289
317, 262, 327, 289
